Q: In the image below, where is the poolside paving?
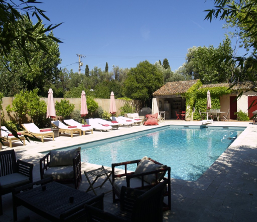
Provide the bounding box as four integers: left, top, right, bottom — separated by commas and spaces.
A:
0, 120, 257, 221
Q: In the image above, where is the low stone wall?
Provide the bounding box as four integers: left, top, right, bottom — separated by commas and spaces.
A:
1, 97, 142, 121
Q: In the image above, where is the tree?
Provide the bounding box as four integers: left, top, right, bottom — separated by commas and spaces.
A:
0, 0, 61, 64
205, 0, 257, 86
163, 58, 170, 69
183, 37, 235, 84
85, 65, 89, 77
123, 61, 163, 106
105, 62, 108, 73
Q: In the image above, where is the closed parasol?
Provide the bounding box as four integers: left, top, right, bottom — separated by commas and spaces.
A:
46, 88, 56, 118
109, 91, 117, 115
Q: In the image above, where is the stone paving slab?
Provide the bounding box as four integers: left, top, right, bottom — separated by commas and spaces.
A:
0, 120, 256, 221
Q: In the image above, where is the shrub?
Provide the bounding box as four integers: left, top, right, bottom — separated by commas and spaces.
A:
120, 101, 133, 116
71, 110, 83, 123
235, 110, 250, 121
55, 99, 75, 120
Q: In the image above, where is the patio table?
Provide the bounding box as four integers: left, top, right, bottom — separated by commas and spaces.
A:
13, 178, 96, 221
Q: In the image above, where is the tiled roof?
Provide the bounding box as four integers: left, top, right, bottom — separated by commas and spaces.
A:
153, 80, 198, 96
200, 81, 257, 91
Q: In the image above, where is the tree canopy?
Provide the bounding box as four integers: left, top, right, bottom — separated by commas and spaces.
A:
123, 61, 163, 106
183, 37, 235, 84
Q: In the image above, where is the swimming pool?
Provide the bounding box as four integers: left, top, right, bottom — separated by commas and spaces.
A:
56, 125, 245, 181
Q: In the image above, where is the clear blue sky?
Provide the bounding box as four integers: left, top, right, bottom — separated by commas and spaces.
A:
40, 0, 244, 73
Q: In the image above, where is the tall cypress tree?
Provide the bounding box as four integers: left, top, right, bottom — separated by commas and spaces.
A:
105, 62, 108, 73
163, 58, 170, 69
85, 65, 89, 76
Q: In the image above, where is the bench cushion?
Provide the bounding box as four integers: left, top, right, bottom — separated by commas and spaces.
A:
113, 177, 149, 193
135, 156, 166, 184
0, 173, 30, 189
43, 166, 74, 180
49, 147, 81, 167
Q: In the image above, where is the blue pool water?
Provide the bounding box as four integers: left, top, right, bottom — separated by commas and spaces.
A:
57, 126, 244, 181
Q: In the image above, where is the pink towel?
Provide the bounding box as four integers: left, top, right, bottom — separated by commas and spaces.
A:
126, 120, 132, 122
82, 124, 91, 127
68, 126, 77, 128
102, 124, 110, 127
8, 133, 22, 136
40, 129, 52, 132
111, 121, 118, 123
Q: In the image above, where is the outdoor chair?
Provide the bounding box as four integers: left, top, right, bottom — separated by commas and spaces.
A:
112, 156, 171, 211
222, 109, 230, 121
40, 147, 82, 189
64, 119, 93, 135
0, 149, 33, 215
84, 180, 168, 222
52, 120, 82, 138
22, 123, 54, 142
86, 119, 112, 131
1, 126, 25, 148
111, 117, 133, 127
175, 111, 180, 120
94, 118, 119, 130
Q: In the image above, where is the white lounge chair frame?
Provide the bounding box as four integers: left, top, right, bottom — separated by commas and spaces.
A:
22, 123, 54, 142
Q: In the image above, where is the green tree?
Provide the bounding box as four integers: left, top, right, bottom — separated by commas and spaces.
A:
55, 99, 75, 120
0, 16, 61, 96
163, 58, 170, 69
85, 65, 89, 77
183, 37, 235, 84
0, 0, 61, 62
205, 0, 257, 85
105, 62, 108, 73
123, 61, 163, 106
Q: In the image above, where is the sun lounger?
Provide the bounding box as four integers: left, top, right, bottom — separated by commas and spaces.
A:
86, 119, 112, 131
22, 123, 54, 142
1, 126, 25, 148
64, 119, 93, 135
94, 118, 119, 130
51, 120, 81, 138
111, 117, 133, 127
121, 115, 143, 125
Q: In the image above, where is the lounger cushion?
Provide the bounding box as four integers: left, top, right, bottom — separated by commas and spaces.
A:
43, 166, 74, 180
0, 173, 30, 189
113, 177, 149, 193
135, 157, 166, 184
49, 147, 81, 167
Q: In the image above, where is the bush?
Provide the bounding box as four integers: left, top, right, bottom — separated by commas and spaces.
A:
235, 110, 250, 121
71, 110, 82, 123
55, 99, 75, 120
120, 101, 133, 116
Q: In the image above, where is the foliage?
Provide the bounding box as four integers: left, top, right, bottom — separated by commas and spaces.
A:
5, 89, 47, 126
55, 99, 75, 120
120, 101, 134, 116
0, 0, 61, 63
123, 61, 163, 106
86, 96, 98, 117
194, 87, 231, 120
235, 110, 250, 121
102, 111, 111, 120
0, 16, 61, 97
0, 92, 3, 110
183, 37, 235, 83
70, 110, 82, 123
205, 0, 257, 87
96, 106, 104, 118
185, 80, 202, 117
163, 58, 170, 69
94, 80, 123, 98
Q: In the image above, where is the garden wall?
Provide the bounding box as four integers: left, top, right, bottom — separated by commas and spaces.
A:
1, 97, 142, 121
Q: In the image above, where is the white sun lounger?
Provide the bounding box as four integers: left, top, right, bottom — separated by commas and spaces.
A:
51, 120, 81, 138
64, 119, 93, 135
113, 116, 134, 127
94, 118, 119, 130
22, 123, 54, 142
86, 119, 112, 131
1, 126, 25, 147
